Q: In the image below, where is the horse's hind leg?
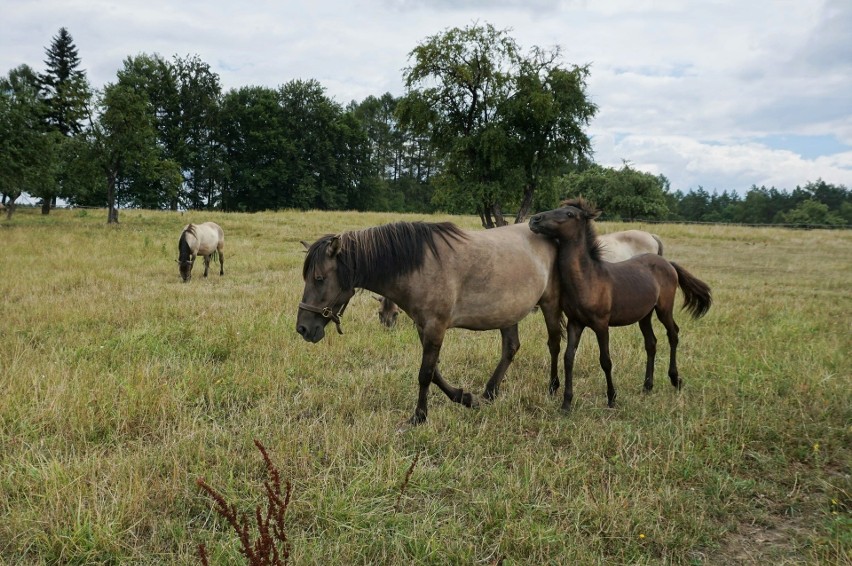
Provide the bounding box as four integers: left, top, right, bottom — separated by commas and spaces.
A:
638, 313, 657, 392
655, 305, 681, 389
203, 255, 211, 277
218, 249, 224, 276
482, 325, 520, 401
592, 325, 617, 408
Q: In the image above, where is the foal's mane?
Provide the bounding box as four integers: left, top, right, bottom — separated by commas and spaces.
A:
559, 197, 605, 263
303, 221, 468, 290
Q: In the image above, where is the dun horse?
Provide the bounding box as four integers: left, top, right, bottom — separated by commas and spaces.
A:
374, 228, 664, 329
177, 222, 225, 282
529, 199, 711, 411
296, 221, 564, 425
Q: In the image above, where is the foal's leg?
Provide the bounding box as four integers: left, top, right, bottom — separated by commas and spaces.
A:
541, 308, 563, 396
655, 306, 681, 388
592, 325, 617, 408
638, 313, 657, 392
561, 321, 584, 412
482, 325, 520, 401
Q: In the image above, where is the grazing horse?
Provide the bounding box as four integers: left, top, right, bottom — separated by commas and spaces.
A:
296, 221, 564, 425
528, 199, 711, 412
177, 222, 225, 282
373, 228, 664, 329
374, 295, 402, 328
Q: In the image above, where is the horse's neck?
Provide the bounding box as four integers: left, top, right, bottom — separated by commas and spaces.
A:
557, 231, 607, 301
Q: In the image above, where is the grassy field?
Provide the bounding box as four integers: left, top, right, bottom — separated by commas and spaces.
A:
1, 207, 849, 565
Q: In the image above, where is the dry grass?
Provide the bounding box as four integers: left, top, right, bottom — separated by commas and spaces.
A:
1, 207, 849, 564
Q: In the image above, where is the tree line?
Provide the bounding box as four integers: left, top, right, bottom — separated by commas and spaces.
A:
1, 25, 849, 227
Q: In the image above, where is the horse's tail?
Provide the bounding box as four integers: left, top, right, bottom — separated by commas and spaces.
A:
652, 234, 664, 256
671, 262, 711, 319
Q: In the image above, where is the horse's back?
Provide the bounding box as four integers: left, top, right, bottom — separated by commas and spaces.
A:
417, 222, 558, 329
193, 222, 225, 255
599, 254, 672, 325
598, 230, 661, 262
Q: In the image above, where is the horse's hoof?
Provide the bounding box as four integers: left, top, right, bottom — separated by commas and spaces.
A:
559, 404, 572, 415
643, 384, 653, 393
462, 392, 480, 409
548, 385, 560, 396
672, 378, 683, 390
481, 389, 496, 403
407, 412, 426, 427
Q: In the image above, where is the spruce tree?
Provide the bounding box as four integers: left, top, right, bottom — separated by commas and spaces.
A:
40, 27, 90, 136
38, 27, 92, 213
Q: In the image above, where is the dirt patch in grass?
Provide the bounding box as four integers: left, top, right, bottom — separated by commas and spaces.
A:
705, 512, 818, 565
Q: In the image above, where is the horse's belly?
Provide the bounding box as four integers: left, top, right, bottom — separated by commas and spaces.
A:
449, 285, 545, 330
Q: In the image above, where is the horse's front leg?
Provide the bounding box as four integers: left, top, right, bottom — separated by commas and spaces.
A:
410, 328, 446, 425
202, 255, 211, 277
562, 321, 583, 412
482, 325, 520, 401
541, 306, 564, 395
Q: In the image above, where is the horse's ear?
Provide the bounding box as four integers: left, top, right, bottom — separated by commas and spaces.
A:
299, 240, 311, 250
327, 235, 342, 257
587, 208, 602, 220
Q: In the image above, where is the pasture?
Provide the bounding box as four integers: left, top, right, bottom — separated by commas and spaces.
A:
1, 207, 849, 564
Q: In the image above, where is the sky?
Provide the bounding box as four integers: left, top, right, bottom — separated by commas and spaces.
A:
2, 0, 851, 195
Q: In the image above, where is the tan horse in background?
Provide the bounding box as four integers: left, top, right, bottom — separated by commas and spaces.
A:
177, 222, 225, 282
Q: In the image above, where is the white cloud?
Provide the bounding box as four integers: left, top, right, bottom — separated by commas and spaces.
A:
1, 0, 849, 193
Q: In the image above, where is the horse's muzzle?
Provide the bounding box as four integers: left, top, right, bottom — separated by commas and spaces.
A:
296, 322, 325, 343
528, 215, 544, 233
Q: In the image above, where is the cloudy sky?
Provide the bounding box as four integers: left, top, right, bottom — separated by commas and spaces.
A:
2, 0, 850, 194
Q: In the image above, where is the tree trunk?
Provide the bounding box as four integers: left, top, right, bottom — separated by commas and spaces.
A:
106, 170, 119, 224
479, 205, 494, 229
41, 199, 51, 215
491, 203, 507, 227
514, 182, 536, 224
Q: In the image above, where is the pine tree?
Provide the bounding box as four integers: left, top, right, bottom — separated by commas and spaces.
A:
38, 27, 92, 213
40, 27, 90, 136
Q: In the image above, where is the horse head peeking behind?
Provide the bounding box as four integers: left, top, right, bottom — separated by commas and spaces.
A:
375, 295, 401, 328
177, 222, 225, 282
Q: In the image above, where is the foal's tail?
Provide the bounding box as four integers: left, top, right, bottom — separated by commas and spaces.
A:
671, 262, 712, 319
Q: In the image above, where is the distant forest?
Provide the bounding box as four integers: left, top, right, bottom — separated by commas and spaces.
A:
2, 26, 849, 227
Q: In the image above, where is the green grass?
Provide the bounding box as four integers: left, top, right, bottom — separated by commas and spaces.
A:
1, 207, 849, 564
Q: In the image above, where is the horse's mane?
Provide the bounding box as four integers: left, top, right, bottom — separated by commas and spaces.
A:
303, 221, 468, 290
559, 197, 605, 263
178, 224, 197, 260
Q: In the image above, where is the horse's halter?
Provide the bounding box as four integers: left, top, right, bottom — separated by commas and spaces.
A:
298, 288, 352, 335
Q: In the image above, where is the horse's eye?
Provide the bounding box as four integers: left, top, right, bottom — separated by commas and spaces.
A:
315, 275, 324, 282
